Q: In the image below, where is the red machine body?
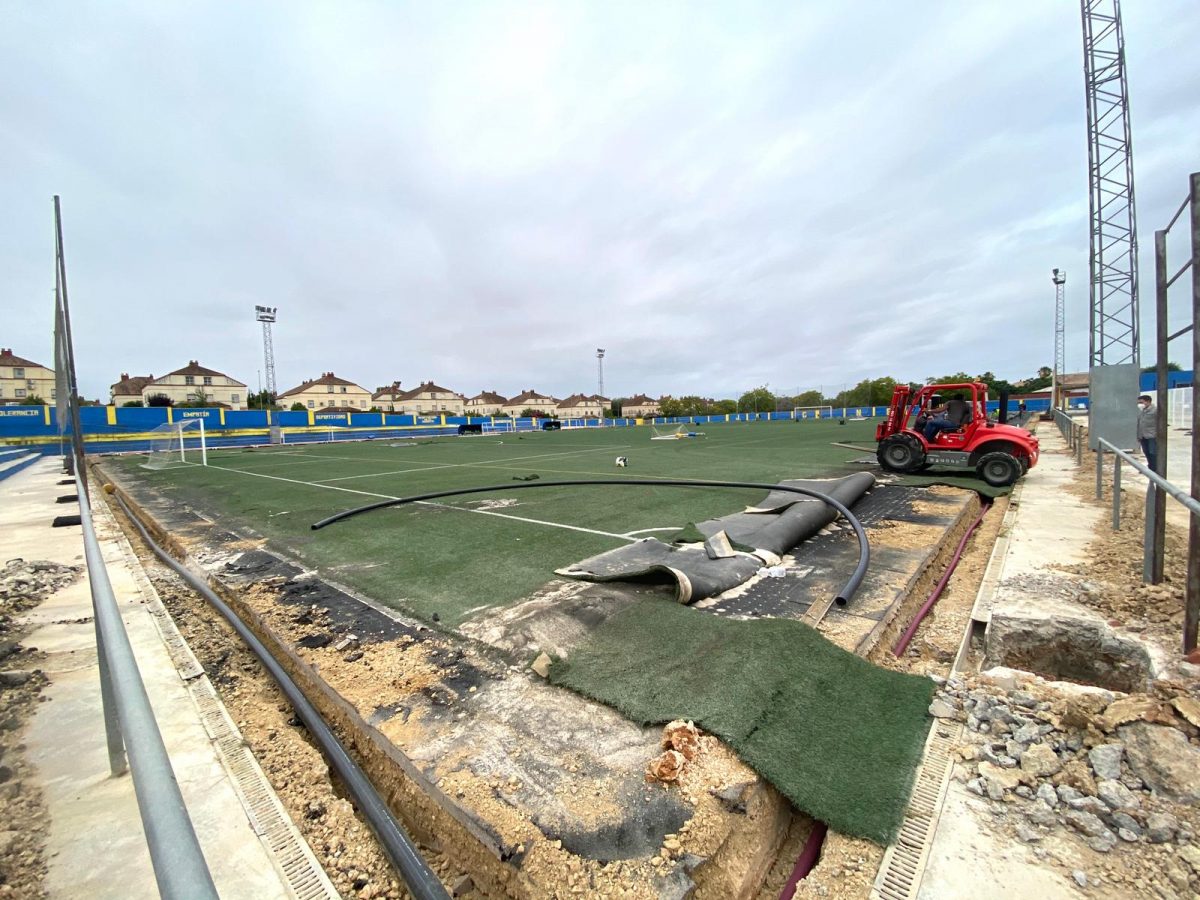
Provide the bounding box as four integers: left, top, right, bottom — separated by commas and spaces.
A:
875, 382, 1039, 487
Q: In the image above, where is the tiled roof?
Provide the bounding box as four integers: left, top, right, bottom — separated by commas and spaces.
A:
468, 391, 506, 404
152, 361, 246, 386
556, 393, 606, 408
624, 394, 658, 406
506, 389, 556, 405
279, 372, 365, 398
0, 348, 46, 369
111, 374, 154, 395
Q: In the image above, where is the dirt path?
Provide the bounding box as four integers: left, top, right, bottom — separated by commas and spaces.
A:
0, 560, 81, 899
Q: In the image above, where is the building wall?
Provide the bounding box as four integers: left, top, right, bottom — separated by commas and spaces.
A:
395, 389, 465, 415
501, 397, 558, 416
623, 402, 661, 417
0, 362, 56, 406
281, 383, 373, 410
557, 399, 604, 418
465, 399, 503, 416
143, 374, 247, 409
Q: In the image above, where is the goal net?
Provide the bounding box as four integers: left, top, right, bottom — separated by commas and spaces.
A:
793, 406, 833, 421
651, 424, 685, 440
143, 419, 206, 469
483, 420, 516, 434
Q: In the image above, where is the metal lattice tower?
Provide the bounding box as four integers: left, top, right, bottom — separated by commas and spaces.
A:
1081, 0, 1140, 366
1052, 269, 1067, 408
255, 306, 278, 395
596, 348, 605, 397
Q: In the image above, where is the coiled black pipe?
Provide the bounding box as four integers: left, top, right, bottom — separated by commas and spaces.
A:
311, 479, 870, 606
113, 493, 451, 900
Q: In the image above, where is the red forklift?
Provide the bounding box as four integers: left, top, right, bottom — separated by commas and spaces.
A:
875, 383, 1039, 487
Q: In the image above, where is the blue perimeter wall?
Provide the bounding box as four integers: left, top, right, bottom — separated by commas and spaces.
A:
0, 396, 1080, 455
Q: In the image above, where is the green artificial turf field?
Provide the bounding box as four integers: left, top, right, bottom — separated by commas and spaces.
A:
111, 420, 879, 625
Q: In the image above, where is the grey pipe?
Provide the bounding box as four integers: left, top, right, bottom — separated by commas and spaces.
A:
78, 474, 219, 900
113, 493, 451, 900
310, 478, 871, 606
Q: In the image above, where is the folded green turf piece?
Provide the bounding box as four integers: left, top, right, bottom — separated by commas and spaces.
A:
669, 522, 756, 554
550, 598, 935, 845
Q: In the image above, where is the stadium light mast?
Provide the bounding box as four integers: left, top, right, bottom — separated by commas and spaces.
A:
255, 305, 278, 396
1052, 269, 1066, 410
596, 348, 605, 398
1081, 0, 1139, 367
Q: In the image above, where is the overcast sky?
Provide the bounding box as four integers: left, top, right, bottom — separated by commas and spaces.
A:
3, 2, 1198, 402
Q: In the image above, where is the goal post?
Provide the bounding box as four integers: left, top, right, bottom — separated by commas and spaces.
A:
142, 419, 206, 469
792, 406, 833, 421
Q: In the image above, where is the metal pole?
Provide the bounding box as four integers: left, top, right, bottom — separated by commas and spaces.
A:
95, 628, 127, 775
1185, 172, 1200, 654
1153, 229, 1169, 581
1113, 454, 1121, 530
1096, 445, 1104, 499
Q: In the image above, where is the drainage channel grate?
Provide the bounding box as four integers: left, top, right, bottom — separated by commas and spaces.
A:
191, 680, 340, 900
93, 489, 340, 900
870, 719, 963, 900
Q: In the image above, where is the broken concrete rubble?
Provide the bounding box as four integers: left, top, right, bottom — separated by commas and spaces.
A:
983, 596, 1156, 693
1118, 722, 1200, 806
929, 668, 1200, 896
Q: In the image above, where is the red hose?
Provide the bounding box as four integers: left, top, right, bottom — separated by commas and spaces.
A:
779, 821, 828, 900
891, 502, 991, 657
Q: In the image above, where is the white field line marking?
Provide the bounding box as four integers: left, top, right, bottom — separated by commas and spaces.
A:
623, 527, 681, 536
311, 445, 630, 483
193, 462, 635, 541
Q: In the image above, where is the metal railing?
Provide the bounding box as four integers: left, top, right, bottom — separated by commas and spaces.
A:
77, 473, 219, 899
1054, 408, 1088, 466
1148, 172, 1200, 653
1095, 438, 1200, 660
54, 196, 219, 898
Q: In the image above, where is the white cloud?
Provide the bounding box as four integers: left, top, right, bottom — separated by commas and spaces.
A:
2, 0, 1197, 402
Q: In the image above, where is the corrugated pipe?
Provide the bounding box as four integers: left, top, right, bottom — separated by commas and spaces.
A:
113, 492, 451, 900
891, 502, 991, 657
779, 820, 828, 899
309, 478, 871, 606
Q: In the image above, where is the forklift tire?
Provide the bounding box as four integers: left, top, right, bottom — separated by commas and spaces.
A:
877, 434, 926, 474
977, 451, 1022, 487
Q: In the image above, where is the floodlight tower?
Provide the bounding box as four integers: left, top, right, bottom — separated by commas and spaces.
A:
1052, 269, 1066, 409
1081, 0, 1139, 366
255, 305, 278, 396
596, 348, 605, 397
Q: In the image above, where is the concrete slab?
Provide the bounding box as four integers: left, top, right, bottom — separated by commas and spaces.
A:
918, 781, 1082, 900
2, 459, 313, 899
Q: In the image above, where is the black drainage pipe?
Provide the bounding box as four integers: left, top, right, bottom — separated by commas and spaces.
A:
311, 479, 871, 607
113, 493, 451, 900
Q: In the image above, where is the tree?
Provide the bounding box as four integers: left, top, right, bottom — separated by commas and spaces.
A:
22, 395, 46, 406
1141, 362, 1182, 373
737, 387, 775, 414
520, 407, 542, 418
290, 402, 307, 412
121, 400, 144, 407
793, 390, 825, 408
177, 388, 211, 408
247, 389, 278, 409
712, 399, 737, 414
147, 393, 174, 407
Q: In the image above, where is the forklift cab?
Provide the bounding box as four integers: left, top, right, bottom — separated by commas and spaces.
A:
910, 386, 987, 445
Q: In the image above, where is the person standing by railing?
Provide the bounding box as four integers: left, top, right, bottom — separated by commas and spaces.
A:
1137, 394, 1158, 472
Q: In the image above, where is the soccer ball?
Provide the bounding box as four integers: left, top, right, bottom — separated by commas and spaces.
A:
615, 456, 628, 467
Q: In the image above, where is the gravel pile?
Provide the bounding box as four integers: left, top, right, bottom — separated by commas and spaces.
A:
930, 670, 1200, 896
